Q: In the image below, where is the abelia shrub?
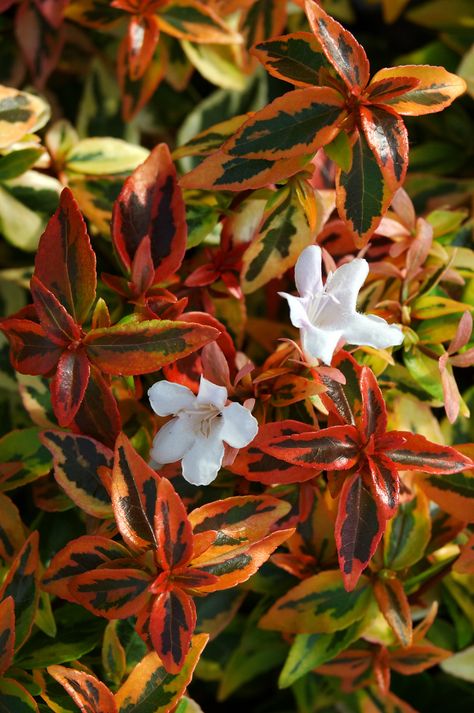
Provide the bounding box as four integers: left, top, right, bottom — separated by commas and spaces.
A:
0, 1, 473, 712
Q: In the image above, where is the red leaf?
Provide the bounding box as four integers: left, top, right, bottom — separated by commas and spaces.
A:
112, 144, 186, 282
305, 1, 370, 91
0, 317, 62, 375
261, 424, 360, 470
0, 597, 14, 677
360, 367, 387, 441
0, 532, 40, 649
71, 568, 151, 619
35, 187, 96, 325
359, 104, 409, 190
149, 588, 196, 673
336, 472, 385, 590
386, 433, 473, 473
71, 366, 121, 449
121, 14, 160, 81
50, 348, 90, 426
366, 455, 399, 519
365, 76, 420, 103
154, 478, 194, 571
389, 644, 450, 674
30, 276, 81, 345
130, 236, 155, 296
15, 1, 64, 88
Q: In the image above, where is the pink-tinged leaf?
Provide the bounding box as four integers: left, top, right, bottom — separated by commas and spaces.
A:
84, 319, 219, 375
33, 0, 69, 29
15, 1, 64, 88
365, 76, 420, 103
439, 358, 461, 424
366, 455, 399, 520
373, 577, 412, 648
0, 597, 14, 676
359, 104, 409, 190
155, 478, 194, 571
35, 187, 96, 325
448, 311, 472, 355
112, 144, 186, 283
130, 236, 155, 296
386, 433, 473, 473
43, 535, 131, 603
30, 276, 81, 345
305, 0, 370, 90
0, 532, 40, 649
369, 65, 467, 116
150, 588, 196, 674
0, 317, 62, 375
228, 420, 317, 484
260, 425, 360, 470
48, 665, 117, 713
336, 472, 385, 591
50, 348, 90, 427
122, 14, 160, 81
112, 433, 161, 552
71, 568, 151, 619
71, 366, 121, 449
360, 367, 387, 441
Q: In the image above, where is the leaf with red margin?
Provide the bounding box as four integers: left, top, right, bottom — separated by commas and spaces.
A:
34, 187, 96, 325
50, 348, 91, 427
0, 596, 14, 676
42, 535, 131, 603
0, 317, 62, 375
336, 130, 392, 247
365, 76, 420, 103
150, 587, 196, 674
40, 431, 113, 518
250, 32, 329, 87
71, 568, 151, 619
180, 150, 309, 191
0, 493, 25, 562
120, 41, 167, 122
305, 1, 370, 91
121, 14, 160, 82
369, 65, 466, 116
389, 644, 450, 674
0, 679, 38, 713
366, 455, 399, 519
359, 105, 409, 191
71, 366, 121, 450
260, 425, 360, 470
172, 115, 249, 160
112, 144, 186, 283
112, 433, 161, 552
189, 529, 294, 592
84, 319, 218, 375
360, 367, 387, 440
385, 434, 473, 473
315, 648, 372, 683
30, 276, 81, 345
259, 570, 372, 634
0, 532, 39, 649
222, 87, 345, 160
114, 632, 208, 712
336, 472, 385, 591
155, 478, 193, 571
48, 665, 116, 713
373, 577, 412, 648
228, 420, 317, 484
158, 0, 240, 44
15, 1, 65, 89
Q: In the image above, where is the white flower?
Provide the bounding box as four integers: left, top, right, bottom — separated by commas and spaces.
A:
280, 245, 404, 365
148, 376, 258, 486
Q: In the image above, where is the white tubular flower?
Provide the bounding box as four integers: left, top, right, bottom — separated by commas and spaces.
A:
148, 376, 258, 486
280, 245, 404, 365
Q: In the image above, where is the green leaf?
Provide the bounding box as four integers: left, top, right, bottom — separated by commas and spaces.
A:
0, 428, 52, 491
0, 148, 43, 180
324, 130, 351, 171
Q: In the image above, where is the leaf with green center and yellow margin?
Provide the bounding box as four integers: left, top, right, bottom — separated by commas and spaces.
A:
373, 577, 412, 648
369, 65, 467, 116
251, 32, 330, 87
0, 679, 39, 713
336, 130, 392, 246
0, 85, 50, 149
259, 570, 373, 634
0, 532, 39, 650
84, 319, 219, 376
102, 621, 126, 689
180, 150, 309, 191
384, 490, 431, 570
114, 633, 208, 712
64, 0, 122, 29
0, 147, 44, 181
418, 469, 474, 523
173, 115, 248, 160
241, 185, 319, 294
0, 493, 25, 563
222, 87, 345, 160
411, 295, 474, 320
158, 0, 240, 44
0, 428, 51, 492
65, 138, 149, 176
40, 431, 113, 519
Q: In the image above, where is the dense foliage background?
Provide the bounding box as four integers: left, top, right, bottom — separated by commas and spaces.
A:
0, 1, 473, 712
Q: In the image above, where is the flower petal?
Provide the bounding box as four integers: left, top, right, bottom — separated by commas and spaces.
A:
301, 324, 343, 365
181, 431, 225, 486
324, 258, 369, 311
343, 312, 404, 349
295, 245, 323, 297
221, 402, 259, 449
279, 292, 312, 329
197, 376, 228, 409
148, 380, 195, 416
150, 416, 195, 464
